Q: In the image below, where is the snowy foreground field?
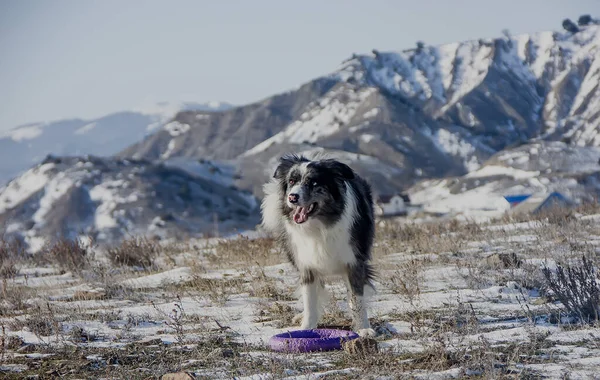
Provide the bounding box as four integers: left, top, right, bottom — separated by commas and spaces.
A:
2, 208, 600, 379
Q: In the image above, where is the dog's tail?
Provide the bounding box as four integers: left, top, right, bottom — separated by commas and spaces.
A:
261, 180, 283, 234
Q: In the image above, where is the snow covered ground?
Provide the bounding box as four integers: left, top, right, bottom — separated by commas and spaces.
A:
2, 206, 600, 378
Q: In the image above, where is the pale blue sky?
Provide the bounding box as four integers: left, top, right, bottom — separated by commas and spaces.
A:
0, 0, 597, 130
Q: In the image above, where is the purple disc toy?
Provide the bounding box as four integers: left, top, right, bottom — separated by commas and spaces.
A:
269, 329, 359, 352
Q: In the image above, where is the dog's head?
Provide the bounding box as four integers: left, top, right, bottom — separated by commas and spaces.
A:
272, 155, 354, 225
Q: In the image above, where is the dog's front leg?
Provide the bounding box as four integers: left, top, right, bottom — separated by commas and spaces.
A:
298, 271, 319, 329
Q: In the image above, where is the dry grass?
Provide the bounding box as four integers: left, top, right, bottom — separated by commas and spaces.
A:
208, 236, 281, 268
41, 238, 93, 274
8, 302, 62, 344
0, 283, 36, 316
106, 237, 160, 269
374, 218, 485, 257
497, 200, 600, 225
254, 300, 296, 328
0, 238, 26, 279
543, 255, 600, 322
174, 275, 247, 306
385, 259, 424, 305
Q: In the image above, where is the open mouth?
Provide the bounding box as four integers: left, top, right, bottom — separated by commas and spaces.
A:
292, 203, 318, 224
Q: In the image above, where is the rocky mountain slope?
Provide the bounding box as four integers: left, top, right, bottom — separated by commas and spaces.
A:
119, 79, 339, 161
121, 23, 600, 198
0, 102, 232, 186
0, 155, 258, 250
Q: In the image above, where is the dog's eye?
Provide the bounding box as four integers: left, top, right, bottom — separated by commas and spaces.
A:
312, 181, 318, 187
288, 179, 295, 185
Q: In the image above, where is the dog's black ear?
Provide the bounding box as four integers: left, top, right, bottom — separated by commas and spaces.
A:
273, 155, 302, 179
319, 159, 355, 180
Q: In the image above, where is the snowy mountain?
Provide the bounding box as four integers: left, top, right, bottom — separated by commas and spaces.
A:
0, 154, 257, 250
0, 101, 233, 186
3, 21, 600, 248
121, 24, 600, 198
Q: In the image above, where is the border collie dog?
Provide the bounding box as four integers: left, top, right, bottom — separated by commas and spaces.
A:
261, 154, 376, 337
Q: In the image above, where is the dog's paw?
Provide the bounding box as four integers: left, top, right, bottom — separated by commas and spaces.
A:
356, 328, 377, 338
292, 313, 304, 325
293, 313, 317, 329
300, 319, 317, 330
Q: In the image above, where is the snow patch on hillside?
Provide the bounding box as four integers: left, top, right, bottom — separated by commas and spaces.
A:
133, 101, 233, 119
243, 87, 375, 156
163, 121, 190, 137
411, 179, 511, 220
433, 129, 481, 171
75, 122, 97, 135
32, 174, 74, 225
466, 165, 540, 180
161, 140, 177, 159
363, 108, 379, 119
528, 31, 555, 78
164, 158, 237, 188
88, 180, 139, 232
0, 163, 54, 213
3, 124, 44, 142
441, 41, 493, 112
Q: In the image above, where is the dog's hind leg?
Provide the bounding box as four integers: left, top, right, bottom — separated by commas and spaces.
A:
345, 264, 376, 337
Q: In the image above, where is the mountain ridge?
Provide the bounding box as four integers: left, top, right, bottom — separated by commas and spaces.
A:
0, 101, 233, 186
118, 24, 600, 199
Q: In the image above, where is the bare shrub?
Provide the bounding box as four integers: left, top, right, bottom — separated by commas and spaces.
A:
0, 237, 30, 278
375, 219, 480, 256
254, 300, 295, 328
386, 259, 423, 305
69, 326, 98, 343
0, 283, 35, 316
171, 275, 246, 306
10, 304, 62, 338
319, 299, 350, 327
107, 237, 160, 269
250, 282, 295, 302
152, 296, 188, 344
43, 238, 92, 273
542, 255, 600, 322
26, 316, 57, 337
0, 239, 24, 279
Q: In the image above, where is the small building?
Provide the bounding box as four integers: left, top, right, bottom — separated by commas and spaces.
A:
375, 193, 411, 217
508, 192, 572, 215
504, 194, 532, 208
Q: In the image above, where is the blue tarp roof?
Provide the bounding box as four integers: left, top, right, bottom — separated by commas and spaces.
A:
504, 194, 532, 203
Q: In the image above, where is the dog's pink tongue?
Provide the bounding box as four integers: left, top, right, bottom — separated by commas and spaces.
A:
293, 207, 308, 224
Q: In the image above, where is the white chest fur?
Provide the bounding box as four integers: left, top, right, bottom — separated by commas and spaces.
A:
285, 184, 358, 276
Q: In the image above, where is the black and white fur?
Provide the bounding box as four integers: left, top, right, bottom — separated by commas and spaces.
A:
261, 154, 376, 336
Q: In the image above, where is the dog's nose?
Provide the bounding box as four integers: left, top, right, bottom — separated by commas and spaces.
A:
288, 193, 299, 204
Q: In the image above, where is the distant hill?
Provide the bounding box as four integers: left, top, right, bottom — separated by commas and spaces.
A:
0, 155, 257, 250
0, 101, 233, 185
